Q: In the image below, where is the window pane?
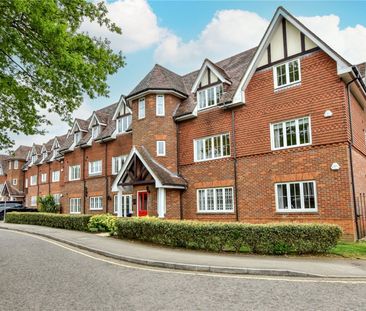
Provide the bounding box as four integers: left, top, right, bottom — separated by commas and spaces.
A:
207, 189, 214, 210
215, 84, 223, 104
286, 120, 297, 146
198, 90, 206, 109
196, 140, 204, 161
289, 60, 300, 83
213, 136, 221, 158
277, 184, 288, 210
198, 190, 206, 211
205, 138, 212, 159
290, 183, 301, 209
207, 87, 215, 106
276, 64, 287, 86
299, 117, 310, 144
222, 134, 230, 156
273, 124, 284, 148
216, 189, 224, 210
225, 188, 233, 210
303, 182, 315, 209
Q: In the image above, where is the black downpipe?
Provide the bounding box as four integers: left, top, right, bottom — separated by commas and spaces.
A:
231, 110, 239, 221
346, 77, 360, 240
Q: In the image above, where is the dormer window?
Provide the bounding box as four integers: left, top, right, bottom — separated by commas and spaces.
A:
92, 126, 100, 139
42, 152, 47, 160
31, 154, 37, 163
74, 132, 82, 144
53, 149, 58, 158
197, 84, 223, 110
117, 115, 132, 134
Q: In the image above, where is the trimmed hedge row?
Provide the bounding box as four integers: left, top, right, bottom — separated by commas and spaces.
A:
115, 218, 342, 255
5, 212, 91, 231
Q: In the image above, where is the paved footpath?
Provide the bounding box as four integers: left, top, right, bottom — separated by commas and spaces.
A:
1, 222, 366, 278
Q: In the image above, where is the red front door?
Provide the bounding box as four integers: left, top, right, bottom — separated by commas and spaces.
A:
137, 191, 148, 217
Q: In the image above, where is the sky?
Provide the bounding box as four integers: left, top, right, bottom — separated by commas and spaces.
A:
7, 0, 366, 151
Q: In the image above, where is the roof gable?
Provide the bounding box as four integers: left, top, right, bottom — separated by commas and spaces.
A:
112, 96, 132, 120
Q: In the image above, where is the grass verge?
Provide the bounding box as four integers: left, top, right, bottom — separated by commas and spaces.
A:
330, 241, 366, 259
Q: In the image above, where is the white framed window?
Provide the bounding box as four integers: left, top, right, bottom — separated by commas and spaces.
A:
194, 133, 230, 162
156, 141, 166, 156
88, 160, 102, 176
41, 173, 47, 183
117, 115, 132, 134
138, 98, 145, 119
114, 194, 133, 214
271, 116, 311, 150
273, 59, 301, 89
112, 155, 127, 175
52, 170, 60, 182
30, 175, 37, 186
8, 161, 11, 170
91, 126, 100, 139
14, 160, 18, 169
69, 165, 81, 181
31, 196, 37, 207
156, 95, 165, 116
197, 84, 223, 110
12, 179, 17, 186
74, 132, 82, 144
31, 155, 37, 163
42, 152, 47, 161
70, 198, 81, 214
275, 181, 317, 212
25, 178, 28, 188
53, 193, 61, 205
90, 196, 103, 210
197, 187, 234, 213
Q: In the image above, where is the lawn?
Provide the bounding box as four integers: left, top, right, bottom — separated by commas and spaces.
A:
330, 241, 366, 259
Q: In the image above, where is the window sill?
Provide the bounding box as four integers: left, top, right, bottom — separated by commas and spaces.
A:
276, 210, 318, 214
272, 143, 311, 152
196, 211, 235, 215
194, 155, 231, 163
197, 105, 219, 113
90, 208, 103, 211
88, 173, 102, 177
274, 81, 301, 92
70, 212, 81, 214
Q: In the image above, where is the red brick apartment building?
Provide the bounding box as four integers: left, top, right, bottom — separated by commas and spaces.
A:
1, 7, 366, 239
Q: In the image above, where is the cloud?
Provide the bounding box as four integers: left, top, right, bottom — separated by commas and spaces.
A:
81, 0, 167, 53
154, 10, 269, 72
298, 15, 366, 64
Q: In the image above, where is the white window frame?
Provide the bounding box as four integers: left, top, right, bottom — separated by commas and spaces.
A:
41, 173, 47, 183
114, 194, 133, 214
194, 133, 231, 162
197, 84, 223, 111
116, 115, 132, 134
156, 95, 165, 116
31, 196, 37, 207
273, 59, 301, 89
270, 116, 311, 151
156, 141, 166, 156
70, 198, 81, 214
69, 165, 81, 181
30, 175, 37, 186
90, 196, 103, 211
88, 160, 102, 176
14, 160, 18, 169
74, 132, 82, 144
12, 179, 17, 186
31, 154, 37, 163
275, 180, 318, 213
53, 193, 61, 205
196, 187, 234, 213
112, 155, 127, 175
138, 98, 145, 120
52, 170, 60, 182
91, 126, 100, 139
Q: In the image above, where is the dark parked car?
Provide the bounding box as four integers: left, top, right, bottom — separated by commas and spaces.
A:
0, 202, 38, 220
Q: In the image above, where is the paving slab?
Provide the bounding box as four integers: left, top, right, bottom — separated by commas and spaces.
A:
1, 222, 366, 278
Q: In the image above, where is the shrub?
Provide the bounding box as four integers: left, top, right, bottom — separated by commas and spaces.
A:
88, 214, 117, 234
115, 218, 342, 255
5, 212, 91, 231
38, 195, 60, 213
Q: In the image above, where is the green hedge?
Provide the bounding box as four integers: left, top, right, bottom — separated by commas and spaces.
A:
88, 214, 117, 234
5, 212, 91, 231
115, 218, 342, 255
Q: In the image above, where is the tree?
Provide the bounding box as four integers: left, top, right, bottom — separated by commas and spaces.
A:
38, 194, 60, 213
0, 0, 124, 150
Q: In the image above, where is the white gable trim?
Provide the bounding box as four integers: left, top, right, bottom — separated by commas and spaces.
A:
72, 120, 88, 133
111, 146, 163, 192
233, 7, 351, 104
112, 96, 132, 120
51, 138, 59, 151
191, 60, 231, 93
88, 112, 107, 129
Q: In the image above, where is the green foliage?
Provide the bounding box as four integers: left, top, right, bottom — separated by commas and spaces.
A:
115, 218, 342, 255
0, 0, 124, 150
38, 195, 60, 213
88, 214, 117, 234
5, 212, 91, 231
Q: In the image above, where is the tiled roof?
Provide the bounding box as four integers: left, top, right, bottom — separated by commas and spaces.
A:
2, 181, 24, 197
128, 64, 188, 98
357, 62, 366, 78
8, 145, 32, 160
137, 146, 187, 187
59, 134, 74, 152
75, 118, 89, 132
0, 154, 8, 176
